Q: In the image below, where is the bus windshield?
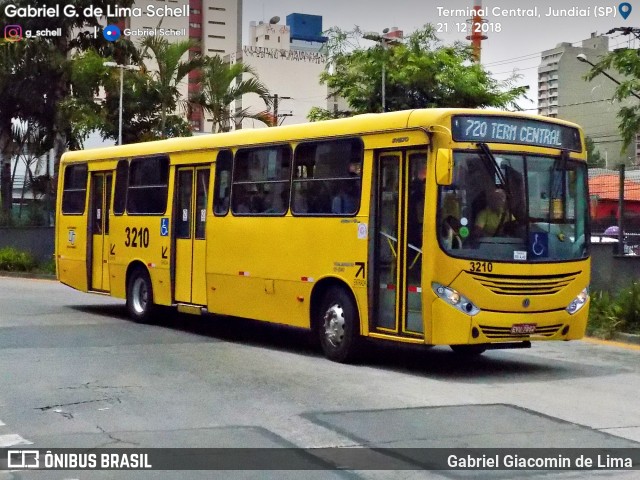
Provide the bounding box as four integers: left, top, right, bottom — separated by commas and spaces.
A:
438, 148, 589, 262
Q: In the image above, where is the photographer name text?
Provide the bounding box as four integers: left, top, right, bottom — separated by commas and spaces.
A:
4, 4, 188, 19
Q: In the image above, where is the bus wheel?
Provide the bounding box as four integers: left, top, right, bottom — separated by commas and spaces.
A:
450, 344, 487, 356
126, 267, 155, 323
318, 287, 360, 363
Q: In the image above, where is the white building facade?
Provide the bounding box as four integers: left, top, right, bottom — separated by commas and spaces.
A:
231, 13, 335, 130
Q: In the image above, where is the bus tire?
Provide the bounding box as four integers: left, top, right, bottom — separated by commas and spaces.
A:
318, 286, 361, 363
450, 344, 487, 356
126, 267, 155, 323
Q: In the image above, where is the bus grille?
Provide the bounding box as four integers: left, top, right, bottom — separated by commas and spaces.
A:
479, 324, 563, 339
468, 271, 581, 296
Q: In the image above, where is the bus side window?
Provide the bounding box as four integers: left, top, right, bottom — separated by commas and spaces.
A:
127, 155, 169, 215
61, 164, 88, 215
213, 150, 232, 216
113, 159, 128, 215
231, 145, 291, 216
292, 138, 363, 216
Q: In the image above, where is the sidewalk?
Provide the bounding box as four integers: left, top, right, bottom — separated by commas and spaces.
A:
0, 270, 56, 281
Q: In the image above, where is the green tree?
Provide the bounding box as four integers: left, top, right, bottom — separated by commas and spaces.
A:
584, 48, 640, 150
0, 38, 66, 219
0, 0, 136, 219
306, 106, 353, 122
319, 25, 526, 115
139, 37, 203, 137
190, 56, 272, 133
585, 136, 605, 168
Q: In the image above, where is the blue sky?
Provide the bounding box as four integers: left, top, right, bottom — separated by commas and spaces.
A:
243, 0, 640, 111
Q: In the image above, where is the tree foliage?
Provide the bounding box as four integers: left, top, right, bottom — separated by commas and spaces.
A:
0, 0, 135, 218
139, 36, 203, 137
318, 25, 527, 116
190, 56, 272, 133
584, 48, 640, 150
585, 136, 605, 168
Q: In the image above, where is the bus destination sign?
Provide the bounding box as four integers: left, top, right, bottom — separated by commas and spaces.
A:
452, 115, 582, 152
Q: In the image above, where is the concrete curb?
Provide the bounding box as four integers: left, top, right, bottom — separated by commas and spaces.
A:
612, 332, 640, 346
0, 271, 56, 281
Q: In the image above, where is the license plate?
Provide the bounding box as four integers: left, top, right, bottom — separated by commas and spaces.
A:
510, 323, 537, 334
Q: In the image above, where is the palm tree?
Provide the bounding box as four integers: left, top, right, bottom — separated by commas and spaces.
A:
191, 56, 272, 133
139, 37, 203, 137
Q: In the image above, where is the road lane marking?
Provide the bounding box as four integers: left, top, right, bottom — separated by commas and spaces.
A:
583, 337, 640, 351
0, 434, 33, 447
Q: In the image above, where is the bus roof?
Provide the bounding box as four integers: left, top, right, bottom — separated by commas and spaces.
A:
61, 108, 583, 163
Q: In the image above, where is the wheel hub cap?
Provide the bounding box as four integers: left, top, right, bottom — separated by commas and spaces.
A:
324, 304, 345, 347
132, 278, 148, 314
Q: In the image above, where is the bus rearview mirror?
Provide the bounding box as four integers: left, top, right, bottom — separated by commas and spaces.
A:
436, 149, 453, 185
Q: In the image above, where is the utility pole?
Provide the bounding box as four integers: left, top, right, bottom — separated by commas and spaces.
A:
606, 27, 640, 41
268, 94, 292, 126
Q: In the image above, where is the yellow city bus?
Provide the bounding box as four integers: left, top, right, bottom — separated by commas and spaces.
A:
56, 109, 591, 362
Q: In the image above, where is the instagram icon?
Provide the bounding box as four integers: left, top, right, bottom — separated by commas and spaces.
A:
4, 25, 22, 42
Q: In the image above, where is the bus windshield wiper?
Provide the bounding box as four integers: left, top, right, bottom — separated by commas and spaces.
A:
476, 142, 508, 189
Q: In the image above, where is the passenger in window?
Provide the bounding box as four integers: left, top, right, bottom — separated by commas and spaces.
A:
332, 180, 358, 214
309, 183, 330, 213
262, 191, 279, 214
250, 191, 265, 213
215, 187, 230, 214
234, 189, 251, 214
441, 192, 462, 248
474, 188, 513, 237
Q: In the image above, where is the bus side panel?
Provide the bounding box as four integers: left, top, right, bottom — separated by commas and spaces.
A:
107, 262, 127, 299
205, 216, 368, 329
57, 216, 89, 292
108, 214, 173, 306
207, 274, 312, 327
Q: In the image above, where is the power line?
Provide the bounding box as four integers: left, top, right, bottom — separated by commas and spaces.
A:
482, 33, 635, 72
482, 36, 600, 67
514, 97, 616, 112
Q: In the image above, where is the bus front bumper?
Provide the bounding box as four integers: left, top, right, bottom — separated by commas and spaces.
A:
430, 297, 589, 346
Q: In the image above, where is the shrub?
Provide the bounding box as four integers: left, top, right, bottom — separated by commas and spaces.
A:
0, 247, 37, 272
587, 290, 622, 338
615, 281, 640, 334
38, 258, 56, 275
588, 282, 640, 337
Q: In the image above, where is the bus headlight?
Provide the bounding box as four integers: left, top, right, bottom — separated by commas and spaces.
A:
566, 287, 589, 315
432, 282, 480, 316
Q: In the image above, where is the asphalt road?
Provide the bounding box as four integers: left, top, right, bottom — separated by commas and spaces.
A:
0, 276, 639, 479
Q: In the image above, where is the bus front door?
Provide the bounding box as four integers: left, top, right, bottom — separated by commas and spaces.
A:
89, 172, 112, 291
372, 151, 426, 337
174, 167, 210, 305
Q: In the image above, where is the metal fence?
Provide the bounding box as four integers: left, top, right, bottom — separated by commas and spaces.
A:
589, 165, 640, 256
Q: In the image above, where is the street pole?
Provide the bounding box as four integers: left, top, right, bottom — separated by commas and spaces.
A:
576, 54, 640, 100
618, 164, 625, 254
103, 62, 140, 145
118, 66, 124, 146
267, 94, 292, 126
273, 94, 278, 125
381, 53, 386, 112
364, 30, 400, 113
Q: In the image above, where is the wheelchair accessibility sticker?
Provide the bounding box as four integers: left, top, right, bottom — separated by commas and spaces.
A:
160, 217, 169, 237
529, 232, 548, 258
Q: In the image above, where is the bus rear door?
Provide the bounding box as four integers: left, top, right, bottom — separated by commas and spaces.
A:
89, 172, 112, 291
372, 150, 427, 337
174, 166, 210, 305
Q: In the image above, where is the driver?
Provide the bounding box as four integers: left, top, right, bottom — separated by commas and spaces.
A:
474, 188, 514, 237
